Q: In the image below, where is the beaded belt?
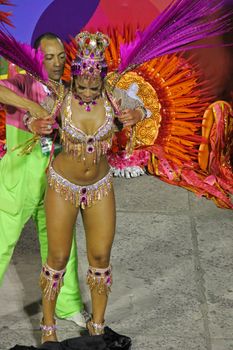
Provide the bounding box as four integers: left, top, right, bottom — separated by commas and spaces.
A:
47, 165, 113, 209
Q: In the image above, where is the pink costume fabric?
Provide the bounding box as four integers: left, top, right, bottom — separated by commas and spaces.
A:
0, 74, 46, 134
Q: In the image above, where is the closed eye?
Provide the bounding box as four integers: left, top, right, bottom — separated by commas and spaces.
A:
45, 55, 53, 61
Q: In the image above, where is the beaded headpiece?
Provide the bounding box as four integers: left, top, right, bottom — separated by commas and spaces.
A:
71, 31, 110, 78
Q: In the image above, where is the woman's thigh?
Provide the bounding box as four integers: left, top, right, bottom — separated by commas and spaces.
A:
45, 187, 79, 259
81, 187, 116, 264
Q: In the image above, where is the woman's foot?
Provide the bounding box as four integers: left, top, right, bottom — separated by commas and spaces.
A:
41, 332, 58, 344
40, 320, 58, 343
87, 319, 105, 336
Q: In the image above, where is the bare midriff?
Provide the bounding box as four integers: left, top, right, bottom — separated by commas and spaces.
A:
52, 94, 113, 185
52, 151, 110, 186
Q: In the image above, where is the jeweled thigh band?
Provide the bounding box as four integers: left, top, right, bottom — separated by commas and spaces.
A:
47, 165, 113, 209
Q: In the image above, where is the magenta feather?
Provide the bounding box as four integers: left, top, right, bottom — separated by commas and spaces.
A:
0, 28, 48, 81
119, 0, 233, 72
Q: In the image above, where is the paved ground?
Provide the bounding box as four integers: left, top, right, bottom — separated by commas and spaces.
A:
0, 175, 233, 350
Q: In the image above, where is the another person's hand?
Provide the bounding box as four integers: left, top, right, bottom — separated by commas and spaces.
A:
29, 116, 55, 135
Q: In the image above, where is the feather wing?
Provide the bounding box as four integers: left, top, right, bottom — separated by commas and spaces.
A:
119, 0, 233, 72
0, 28, 48, 81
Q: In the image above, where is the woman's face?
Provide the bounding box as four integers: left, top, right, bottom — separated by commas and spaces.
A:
74, 75, 102, 103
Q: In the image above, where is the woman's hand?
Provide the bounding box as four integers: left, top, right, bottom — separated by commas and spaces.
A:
26, 101, 55, 135
118, 108, 143, 127
29, 116, 55, 135
28, 101, 50, 119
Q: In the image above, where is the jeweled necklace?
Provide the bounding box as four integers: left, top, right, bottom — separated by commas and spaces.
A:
73, 93, 100, 112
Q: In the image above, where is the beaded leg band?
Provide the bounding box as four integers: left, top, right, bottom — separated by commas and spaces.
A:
87, 319, 105, 336
40, 319, 57, 337
40, 263, 66, 301
86, 265, 112, 295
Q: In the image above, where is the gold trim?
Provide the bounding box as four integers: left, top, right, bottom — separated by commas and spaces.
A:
107, 71, 161, 146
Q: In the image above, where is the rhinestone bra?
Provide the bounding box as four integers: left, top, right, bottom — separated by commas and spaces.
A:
60, 92, 114, 163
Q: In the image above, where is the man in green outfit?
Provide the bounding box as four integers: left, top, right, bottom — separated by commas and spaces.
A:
0, 33, 87, 326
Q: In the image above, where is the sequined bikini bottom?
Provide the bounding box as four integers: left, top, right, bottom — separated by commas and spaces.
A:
47, 165, 113, 209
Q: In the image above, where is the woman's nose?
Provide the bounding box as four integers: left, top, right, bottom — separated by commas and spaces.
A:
85, 90, 92, 97
53, 56, 61, 66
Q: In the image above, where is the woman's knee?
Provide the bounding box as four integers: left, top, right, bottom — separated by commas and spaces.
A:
88, 252, 110, 268
47, 252, 70, 270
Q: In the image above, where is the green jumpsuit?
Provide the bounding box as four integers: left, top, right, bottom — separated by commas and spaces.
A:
0, 74, 83, 318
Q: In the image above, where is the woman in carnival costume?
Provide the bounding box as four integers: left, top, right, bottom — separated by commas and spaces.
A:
0, 0, 232, 346
39, 31, 145, 342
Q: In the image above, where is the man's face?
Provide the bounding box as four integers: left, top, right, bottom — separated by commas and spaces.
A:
40, 38, 66, 81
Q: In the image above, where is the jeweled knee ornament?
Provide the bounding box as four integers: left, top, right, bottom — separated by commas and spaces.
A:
40, 263, 66, 300
86, 265, 112, 295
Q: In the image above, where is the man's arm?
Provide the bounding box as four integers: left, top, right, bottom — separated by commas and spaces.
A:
0, 76, 54, 135
0, 84, 49, 119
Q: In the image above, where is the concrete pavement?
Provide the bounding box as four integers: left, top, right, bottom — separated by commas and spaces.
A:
0, 175, 233, 350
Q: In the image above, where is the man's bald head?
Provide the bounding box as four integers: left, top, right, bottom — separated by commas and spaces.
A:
34, 33, 66, 81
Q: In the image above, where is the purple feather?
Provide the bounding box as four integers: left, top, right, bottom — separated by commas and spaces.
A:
119, 0, 233, 72
0, 28, 48, 81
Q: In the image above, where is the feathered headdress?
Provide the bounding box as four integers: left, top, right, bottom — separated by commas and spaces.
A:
119, 0, 233, 73
71, 31, 110, 78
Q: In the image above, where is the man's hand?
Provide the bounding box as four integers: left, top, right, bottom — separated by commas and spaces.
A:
29, 116, 54, 135
118, 108, 143, 127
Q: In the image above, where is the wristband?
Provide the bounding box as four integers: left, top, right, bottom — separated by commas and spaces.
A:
23, 113, 37, 133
